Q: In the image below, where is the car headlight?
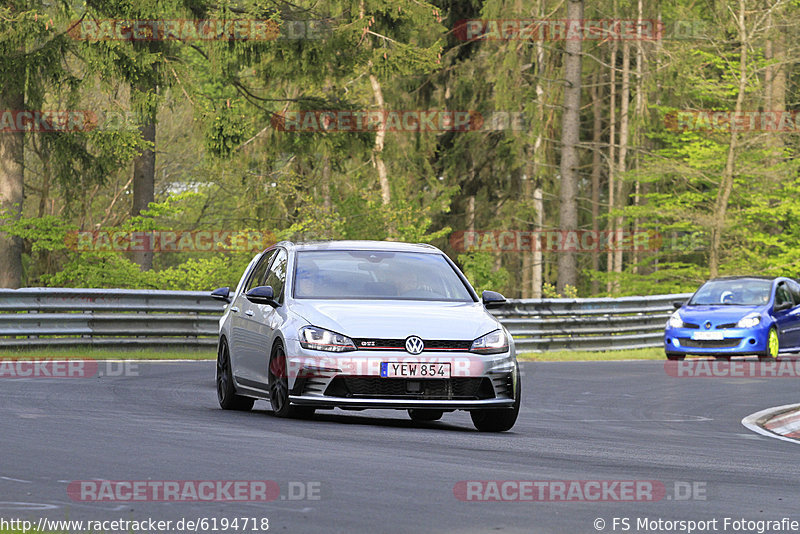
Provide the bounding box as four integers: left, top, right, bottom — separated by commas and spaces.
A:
470, 329, 509, 354
736, 313, 761, 329
299, 326, 356, 352
668, 311, 684, 328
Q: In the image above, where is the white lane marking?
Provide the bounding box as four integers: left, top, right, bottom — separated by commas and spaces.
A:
0, 476, 31, 483
0, 502, 58, 510
741, 403, 800, 445
93, 359, 213, 363
531, 413, 712, 423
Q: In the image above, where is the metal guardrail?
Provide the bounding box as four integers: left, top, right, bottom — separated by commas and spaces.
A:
492, 294, 692, 352
0, 288, 223, 348
0, 288, 692, 352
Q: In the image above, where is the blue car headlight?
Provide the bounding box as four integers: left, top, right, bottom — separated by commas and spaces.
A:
667, 311, 684, 328
736, 313, 761, 329
299, 326, 356, 352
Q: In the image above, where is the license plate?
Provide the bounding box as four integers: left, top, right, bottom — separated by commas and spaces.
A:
380, 362, 451, 378
692, 331, 724, 340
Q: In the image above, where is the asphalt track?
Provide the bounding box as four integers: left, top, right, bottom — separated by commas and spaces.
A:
1, 360, 799, 534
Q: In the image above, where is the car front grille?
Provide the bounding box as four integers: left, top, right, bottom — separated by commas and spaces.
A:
351, 338, 472, 352
324, 377, 494, 400
678, 338, 742, 349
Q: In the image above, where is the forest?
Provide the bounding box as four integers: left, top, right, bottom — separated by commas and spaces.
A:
1, 0, 798, 298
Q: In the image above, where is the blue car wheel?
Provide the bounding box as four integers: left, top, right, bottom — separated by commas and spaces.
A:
760, 327, 778, 360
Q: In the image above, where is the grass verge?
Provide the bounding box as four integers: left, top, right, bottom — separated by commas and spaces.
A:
518, 348, 664, 361
0, 347, 215, 360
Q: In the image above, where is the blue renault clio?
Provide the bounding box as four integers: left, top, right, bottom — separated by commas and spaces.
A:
664, 276, 800, 360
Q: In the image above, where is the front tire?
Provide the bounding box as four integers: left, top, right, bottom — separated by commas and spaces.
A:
760, 327, 779, 360
217, 339, 255, 411
470, 367, 520, 432
268, 342, 315, 419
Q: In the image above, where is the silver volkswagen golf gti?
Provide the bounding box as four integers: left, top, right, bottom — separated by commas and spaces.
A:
211, 240, 520, 432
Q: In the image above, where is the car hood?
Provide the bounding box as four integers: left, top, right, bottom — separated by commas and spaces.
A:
678, 305, 765, 325
288, 300, 501, 340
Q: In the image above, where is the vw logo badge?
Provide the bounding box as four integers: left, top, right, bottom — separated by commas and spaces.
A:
405, 336, 424, 355
705, 321, 712, 330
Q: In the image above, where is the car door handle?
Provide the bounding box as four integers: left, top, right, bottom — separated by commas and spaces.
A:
230, 306, 240, 313
244, 310, 254, 316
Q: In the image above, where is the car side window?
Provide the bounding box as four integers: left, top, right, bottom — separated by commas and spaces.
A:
244, 251, 275, 293
775, 283, 793, 307
263, 249, 288, 303
789, 281, 800, 305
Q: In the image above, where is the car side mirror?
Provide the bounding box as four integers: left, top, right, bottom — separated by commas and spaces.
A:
211, 287, 231, 303
246, 285, 279, 307
673, 300, 686, 309
774, 301, 792, 312
482, 290, 507, 309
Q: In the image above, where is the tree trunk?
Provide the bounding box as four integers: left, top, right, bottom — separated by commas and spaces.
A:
613, 40, 631, 292
132, 81, 157, 271
590, 71, 602, 295
709, 0, 747, 277
321, 153, 331, 211
522, 174, 532, 299
606, 40, 618, 294
764, 3, 785, 168
531, 0, 546, 299
533, 188, 543, 298
0, 84, 25, 288
556, 0, 584, 293
369, 74, 391, 206
632, 0, 644, 275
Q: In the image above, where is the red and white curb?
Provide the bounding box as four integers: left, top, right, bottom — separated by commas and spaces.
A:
741, 403, 800, 444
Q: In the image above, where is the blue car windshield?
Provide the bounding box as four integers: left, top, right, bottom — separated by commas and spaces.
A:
293, 250, 475, 301
689, 279, 772, 306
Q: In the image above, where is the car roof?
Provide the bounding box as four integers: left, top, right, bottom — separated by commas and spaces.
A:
708, 276, 778, 281
276, 240, 443, 254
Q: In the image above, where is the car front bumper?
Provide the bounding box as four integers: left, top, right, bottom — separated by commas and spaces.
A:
283, 339, 518, 410
664, 326, 768, 355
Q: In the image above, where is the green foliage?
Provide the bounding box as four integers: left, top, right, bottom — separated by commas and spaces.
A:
0, 213, 74, 253
42, 252, 152, 288
457, 252, 509, 295
4, 0, 800, 300
205, 103, 249, 159
542, 283, 578, 299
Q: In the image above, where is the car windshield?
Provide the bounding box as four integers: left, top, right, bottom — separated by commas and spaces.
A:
688, 278, 772, 306
293, 250, 474, 301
